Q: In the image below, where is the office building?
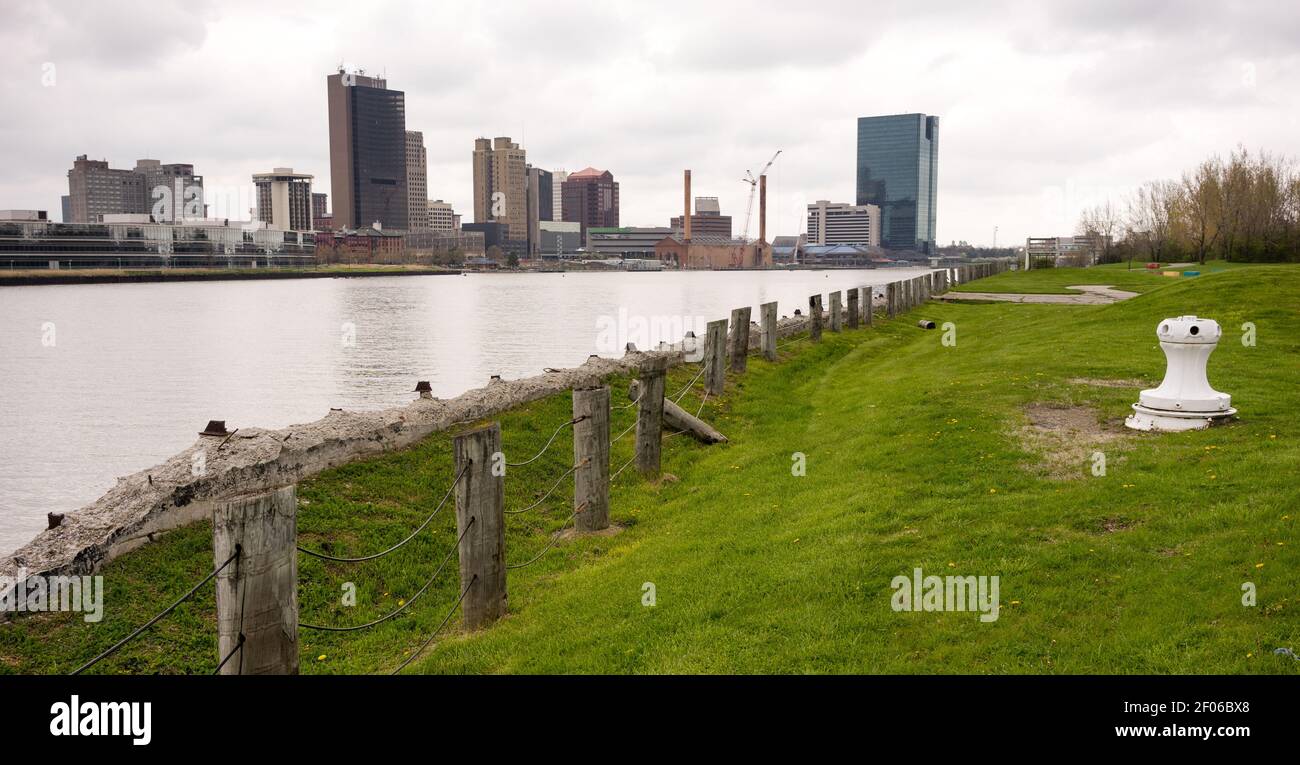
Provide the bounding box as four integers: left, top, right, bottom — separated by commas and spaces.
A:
551, 170, 568, 221
406, 130, 429, 229
66, 155, 146, 223
428, 199, 455, 232
806, 200, 881, 246
526, 166, 553, 256
312, 192, 328, 221
253, 168, 314, 231
134, 159, 204, 222
472, 137, 527, 245
327, 68, 408, 230
671, 196, 732, 239
584, 226, 670, 258
561, 167, 619, 238
856, 113, 939, 253
537, 220, 581, 256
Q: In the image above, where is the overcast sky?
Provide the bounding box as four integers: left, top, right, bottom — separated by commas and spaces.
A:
2, 0, 1298, 245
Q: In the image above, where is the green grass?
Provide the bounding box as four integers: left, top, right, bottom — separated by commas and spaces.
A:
951, 260, 1264, 295
3, 265, 1298, 674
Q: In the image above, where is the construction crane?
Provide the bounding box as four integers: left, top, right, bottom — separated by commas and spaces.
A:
740, 150, 781, 242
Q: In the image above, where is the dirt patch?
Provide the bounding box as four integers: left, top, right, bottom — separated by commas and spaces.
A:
1067, 377, 1146, 389
1019, 403, 1132, 479
1100, 517, 1138, 534
559, 523, 626, 541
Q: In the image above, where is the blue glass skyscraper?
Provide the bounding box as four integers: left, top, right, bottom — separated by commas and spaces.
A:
856, 114, 939, 254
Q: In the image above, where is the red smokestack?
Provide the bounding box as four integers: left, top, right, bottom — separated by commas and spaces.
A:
683, 170, 692, 243
759, 174, 767, 243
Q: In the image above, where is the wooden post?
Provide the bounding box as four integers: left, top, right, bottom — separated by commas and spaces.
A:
760, 301, 777, 361
846, 289, 859, 329
729, 306, 751, 373
573, 387, 609, 533
213, 485, 298, 675
886, 282, 897, 318
862, 287, 873, 326
809, 294, 823, 341
704, 318, 727, 395
635, 355, 667, 478
829, 291, 842, 332
454, 423, 506, 630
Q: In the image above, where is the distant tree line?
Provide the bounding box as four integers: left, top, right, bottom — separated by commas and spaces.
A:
1077, 146, 1300, 265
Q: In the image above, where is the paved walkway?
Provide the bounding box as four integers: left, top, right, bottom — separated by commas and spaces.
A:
939, 284, 1139, 305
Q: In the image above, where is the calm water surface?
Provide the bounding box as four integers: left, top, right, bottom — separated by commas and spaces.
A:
0, 267, 932, 554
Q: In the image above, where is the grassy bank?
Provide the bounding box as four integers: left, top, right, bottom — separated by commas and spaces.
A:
950, 260, 1261, 295
3, 265, 1298, 674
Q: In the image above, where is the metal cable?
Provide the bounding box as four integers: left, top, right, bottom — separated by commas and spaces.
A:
71, 547, 241, 675
297, 462, 468, 563
670, 364, 707, 402
213, 634, 245, 675
506, 416, 586, 467
612, 419, 638, 444
505, 459, 588, 515
614, 385, 644, 410
299, 519, 473, 633
506, 508, 582, 570
695, 390, 711, 419
389, 574, 477, 675
610, 453, 638, 481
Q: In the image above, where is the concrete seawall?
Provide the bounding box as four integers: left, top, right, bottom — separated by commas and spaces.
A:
0, 314, 813, 594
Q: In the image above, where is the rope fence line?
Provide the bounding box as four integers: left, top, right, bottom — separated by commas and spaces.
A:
71, 546, 242, 675
296, 462, 468, 563
506, 415, 586, 467
670, 363, 707, 402
299, 519, 474, 633
506, 459, 588, 515
506, 505, 585, 570
389, 574, 477, 675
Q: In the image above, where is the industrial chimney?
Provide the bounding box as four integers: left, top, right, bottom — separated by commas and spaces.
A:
759, 174, 767, 244
683, 169, 692, 243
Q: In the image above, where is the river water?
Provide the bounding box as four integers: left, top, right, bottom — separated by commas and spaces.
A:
0, 267, 932, 555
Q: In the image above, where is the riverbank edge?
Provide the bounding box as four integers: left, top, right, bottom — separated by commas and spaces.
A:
0, 314, 815, 598
0, 268, 462, 287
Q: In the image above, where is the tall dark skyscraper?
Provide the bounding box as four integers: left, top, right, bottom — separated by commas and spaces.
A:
856, 113, 939, 254
327, 69, 408, 230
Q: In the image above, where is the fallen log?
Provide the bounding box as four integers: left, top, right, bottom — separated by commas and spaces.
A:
628, 380, 728, 444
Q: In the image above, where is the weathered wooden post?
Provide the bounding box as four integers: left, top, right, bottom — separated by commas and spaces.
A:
829, 291, 842, 332
573, 386, 609, 533
704, 318, 727, 395
454, 423, 506, 630
809, 294, 823, 341
862, 287, 873, 326
760, 301, 778, 361
729, 306, 752, 373
635, 355, 667, 478
846, 289, 859, 329
886, 282, 897, 318
213, 485, 298, 675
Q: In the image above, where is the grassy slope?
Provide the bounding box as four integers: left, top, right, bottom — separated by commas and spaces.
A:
3, 265, 1297, 674
950, 260, 1259, 295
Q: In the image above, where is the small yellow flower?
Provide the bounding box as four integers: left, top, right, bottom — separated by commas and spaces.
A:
1010, 600, 1021, 605
1255, 563, 1265, 569
317, 654, 327, 661
989, 488, 997, 494
948, 562, 956, 568
397, 599, 406, 606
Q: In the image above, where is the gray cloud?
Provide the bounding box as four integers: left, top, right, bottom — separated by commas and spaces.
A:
1, 0, 1297, 247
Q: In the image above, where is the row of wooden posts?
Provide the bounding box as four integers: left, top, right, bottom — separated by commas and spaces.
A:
209, 261, 1008, 673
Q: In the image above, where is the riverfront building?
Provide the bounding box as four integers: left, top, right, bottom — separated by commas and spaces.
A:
66, 155, 204, 224
806, 200, 881, 247
561, 167, 619, 239
428, 199, 456, 232
253, 168, 314, 231
0, 211, 314, 269
856, 113, 939, 254
472, 137, 528, 249
327, 69, 408, 230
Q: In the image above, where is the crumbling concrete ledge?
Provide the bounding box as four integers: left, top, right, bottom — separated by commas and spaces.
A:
1, 314, 813, 595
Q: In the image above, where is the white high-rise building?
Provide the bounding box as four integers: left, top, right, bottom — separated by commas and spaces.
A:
806, 200, 881, 246
428, 199, 455, 232
551, 169, 568, 221
406, 131, 429, 230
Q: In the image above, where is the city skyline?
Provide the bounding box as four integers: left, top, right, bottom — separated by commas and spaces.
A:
2, 0, 1298, 245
